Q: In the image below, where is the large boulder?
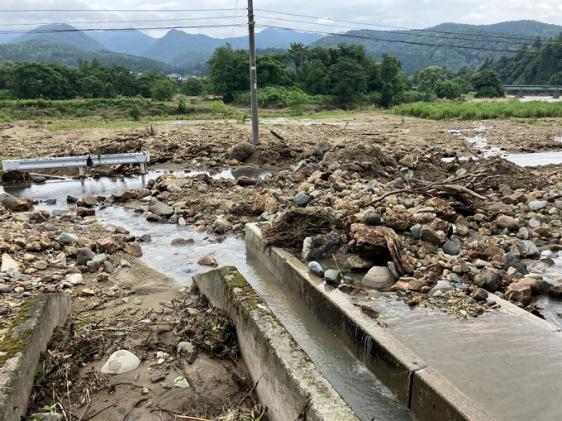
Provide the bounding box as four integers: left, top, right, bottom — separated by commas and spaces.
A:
362, 266, 394, 289
148, 199, 174, 217
229, 142, 254, 162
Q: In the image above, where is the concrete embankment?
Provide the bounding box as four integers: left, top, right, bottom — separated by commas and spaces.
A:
0, 293, 71, 421
247, 222, 524, 421
194, 266, 360, 421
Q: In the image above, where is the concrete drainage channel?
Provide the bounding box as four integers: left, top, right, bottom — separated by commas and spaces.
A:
194, 266, 359, 421
0, 294, 71, 421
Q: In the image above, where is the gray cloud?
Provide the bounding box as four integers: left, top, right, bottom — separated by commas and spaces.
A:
0, 0, 561, 38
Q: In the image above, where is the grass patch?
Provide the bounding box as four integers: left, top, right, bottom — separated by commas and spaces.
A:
392, 100, 562, 120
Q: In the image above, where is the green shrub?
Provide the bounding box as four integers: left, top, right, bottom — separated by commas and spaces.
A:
129, 105, 142, 121
177, 96, 189, 113
235, 86, 313, 108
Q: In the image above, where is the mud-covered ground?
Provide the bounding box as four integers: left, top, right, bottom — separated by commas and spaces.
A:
1, 112, 561, 419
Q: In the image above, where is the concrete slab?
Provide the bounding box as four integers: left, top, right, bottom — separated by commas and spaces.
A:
0, 293, 71, 421
245, 223, 562, 420
194, 266, 360, 421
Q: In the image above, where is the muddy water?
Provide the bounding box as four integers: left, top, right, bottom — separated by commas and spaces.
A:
1, 174, 410, 421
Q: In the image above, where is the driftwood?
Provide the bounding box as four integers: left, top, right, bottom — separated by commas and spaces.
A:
350, 223, 414, 275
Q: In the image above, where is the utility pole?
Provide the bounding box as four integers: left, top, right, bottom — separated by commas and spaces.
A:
247, 0, 259, 145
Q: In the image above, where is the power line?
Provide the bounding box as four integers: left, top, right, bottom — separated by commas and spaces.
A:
256, 9, 542, 43
257, 15, 531, 47
0, 16, 243, 28
0, 23, 246, 35
258, 24, 525, 54
0, 8, 243, 12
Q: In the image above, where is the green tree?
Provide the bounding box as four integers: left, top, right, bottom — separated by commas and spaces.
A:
182, 77, 206, 96
150, 78, 176, 100
328, 57, 367, 103
378, 55, 406, 107
414, 66, 451, 92
300, 59, 329, 95
208, 45, 249, 102
8, 62, 77, 99
434, 79, 462, 99
472, 69, 505, 98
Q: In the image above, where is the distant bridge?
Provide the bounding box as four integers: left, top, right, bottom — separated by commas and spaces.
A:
504, 85, 561, 98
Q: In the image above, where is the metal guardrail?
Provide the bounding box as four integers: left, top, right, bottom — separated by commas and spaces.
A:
1, 152, 150, 175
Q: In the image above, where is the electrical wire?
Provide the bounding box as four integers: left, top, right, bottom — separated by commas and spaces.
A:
257, 24, 525, 54
256, 14, 532, 47
255, 9, 542, 43
0, 24, 246, 35
0, 9, 243, 12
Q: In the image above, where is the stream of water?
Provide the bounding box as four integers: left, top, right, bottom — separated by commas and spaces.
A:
1, 174, 411, 421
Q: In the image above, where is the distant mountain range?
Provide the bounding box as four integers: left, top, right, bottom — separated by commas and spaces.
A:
314, 20, 562, 74
0, 20, 560, 75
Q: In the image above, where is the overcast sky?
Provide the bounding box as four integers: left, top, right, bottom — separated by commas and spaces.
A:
1, 0, 562, 38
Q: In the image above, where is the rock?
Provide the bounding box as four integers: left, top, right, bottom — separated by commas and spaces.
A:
442, 240, 461, 256
399, 153, 416, 168
505, 281, 532, 306
308, 261, 325, 277
504, 252, 528, 274
345, 254, 373, 271
229, 142, 254, 162
1, 253, 20, 273
33, 260, 48, 270
237, 176, 257, 186
198, 255, 218, 267
58, 232, 79, 245
145, 212, 163, 223
324, 269, 341, 286
87, 254, 107, 273
362, 211, 382, 226
76, 207, 95, 218
383, 207, 413, 232
472, 288, 489, 301
529, 200, 548, 211
301, 232, 340, 261
76, 248, 95, 265
294, 191, 312, 207
148, 199, 174, 217
516, 240, 540, 258
101, 350, 141, 374
80, 194, 98, 207
420, 227, 445, 245
429, 280, 454, 296
409, 224, 422, 239
425, 197, 457, 222
0, 283, 11, 293
103, 260, 114, 274
313, 142, 331, 159
177, 341, 196, 355
474, 269, 501, 292
496, 215, 519, 230
0, 194, 32, 212
362, 266, 394, 289
174, 376, 190, 389
97, 237, 120, 254
120, 260, 131, 268
65, 273, 84, 285
124, 243, 143, 257
66, 195, 78, 203
171, 238, 195, 246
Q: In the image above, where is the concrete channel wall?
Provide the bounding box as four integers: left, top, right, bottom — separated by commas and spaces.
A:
245, 223, 494, 421
194, 266, 360, 421
0, 293, 71, 421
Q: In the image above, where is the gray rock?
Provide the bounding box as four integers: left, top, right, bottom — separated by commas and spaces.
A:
65, 273, 84, 285
229, 142, 254, 162
313, 142, 331, 159
504, 252, 528, 274
420, 227, 445, 245
518, 227, 529, 240
362, 211, 382, 226
362, 266, 394, 289
475, 269, 501, 292
104, 260, 114, 274
528, 219, 541, 229
177, 341, 196, 355
346, 254, 373, 271
442, 240, 461, 256
429, 280, 454, 296
87, 254, 106, 273
517, 240, 540, 258
101, 349, 141, 374
324, 269, 341, 286
294, 191, 312, 207
308, 261, 325, 277
148, 199, 174, 217
529, 200, 548, 211
57, 232, 79, 245
76, 248, 95, 265
409, 224, 422, 239
302, 232, 340, 261
0, 283, 11, 293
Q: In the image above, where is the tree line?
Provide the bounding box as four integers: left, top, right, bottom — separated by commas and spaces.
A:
0, 43, 508, 106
